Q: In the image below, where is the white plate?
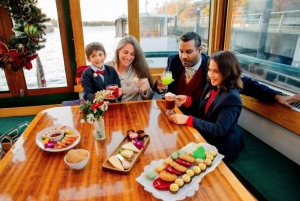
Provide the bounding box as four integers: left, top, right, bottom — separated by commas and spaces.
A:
35, 125, 81, 152
136, 142, 224, 201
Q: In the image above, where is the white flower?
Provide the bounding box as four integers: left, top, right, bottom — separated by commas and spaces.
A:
80, 119, 85, 123
87, 113, 95, 124
93, 73, 98, 77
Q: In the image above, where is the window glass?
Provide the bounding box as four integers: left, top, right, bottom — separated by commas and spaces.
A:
137, 0, 211, 68
230, 0, 300, 94
80, 0, 128, 62
23, 0, 67, 89
0, 70, 9, 92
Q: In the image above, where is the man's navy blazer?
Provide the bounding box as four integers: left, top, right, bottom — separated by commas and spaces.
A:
81, 65, 121, 102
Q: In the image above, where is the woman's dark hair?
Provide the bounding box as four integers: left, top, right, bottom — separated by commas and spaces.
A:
207, 51, 243, 92
179, 32, 202, 49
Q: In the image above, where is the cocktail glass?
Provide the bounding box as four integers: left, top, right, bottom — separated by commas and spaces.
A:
106, 84, 119, 100
165, 92, 176, 116
161, 71, 173, 99
133, 78, 147, 92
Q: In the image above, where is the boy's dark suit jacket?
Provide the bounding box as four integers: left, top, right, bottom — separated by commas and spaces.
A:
81, 65, 121, 102
190, 85, 244, 163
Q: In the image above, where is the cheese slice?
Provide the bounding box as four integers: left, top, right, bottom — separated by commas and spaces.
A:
108, 155, 124, 170
122, 142, 139, 152
121, 149, 133, 159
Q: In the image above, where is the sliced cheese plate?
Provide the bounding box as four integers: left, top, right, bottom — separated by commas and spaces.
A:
102, 134, 150, 174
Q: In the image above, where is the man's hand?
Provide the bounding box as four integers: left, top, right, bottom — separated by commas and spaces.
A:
275, 94, 300, 109
157, 75, 168, 91
169, 114, 188, 125
175, 95, 187, 107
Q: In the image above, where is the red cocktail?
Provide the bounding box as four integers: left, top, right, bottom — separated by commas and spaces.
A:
106, 84, 119, 98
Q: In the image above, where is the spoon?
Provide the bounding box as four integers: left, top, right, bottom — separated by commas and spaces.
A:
116, 154, 130, 170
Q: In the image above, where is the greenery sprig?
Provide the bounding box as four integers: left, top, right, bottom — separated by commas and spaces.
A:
0, 0, 50, 71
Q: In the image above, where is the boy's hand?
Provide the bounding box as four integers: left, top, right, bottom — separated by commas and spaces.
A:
118, 88, 122, 97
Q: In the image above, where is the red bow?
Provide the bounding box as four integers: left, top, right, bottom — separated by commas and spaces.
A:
96, 69, 105, 75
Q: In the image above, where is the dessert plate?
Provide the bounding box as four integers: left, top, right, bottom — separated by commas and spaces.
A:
136, 142, 224, 201
35, 125, 81, 152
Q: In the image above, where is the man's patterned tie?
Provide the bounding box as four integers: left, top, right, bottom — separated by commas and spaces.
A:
185, 68, 195, 84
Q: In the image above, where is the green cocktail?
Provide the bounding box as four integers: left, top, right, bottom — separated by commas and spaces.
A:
161, 72, 172, 85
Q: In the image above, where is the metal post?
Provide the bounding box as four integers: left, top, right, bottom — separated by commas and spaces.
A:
174, 14, 177, 35
164, 0, 168, 35
196, 8, 200, 35
257, 0, 273, 59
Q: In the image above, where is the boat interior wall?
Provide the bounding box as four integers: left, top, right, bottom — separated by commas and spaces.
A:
239, 98, 300, 165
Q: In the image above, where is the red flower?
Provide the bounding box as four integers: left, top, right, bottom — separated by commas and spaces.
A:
91, 101, 105, 111
0, 42, 37, 70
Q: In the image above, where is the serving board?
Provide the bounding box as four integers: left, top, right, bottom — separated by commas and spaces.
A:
102, 135, 150, 174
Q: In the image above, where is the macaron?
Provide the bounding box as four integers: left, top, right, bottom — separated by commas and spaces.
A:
171, 152, 179, 160
146, 171, 156, 181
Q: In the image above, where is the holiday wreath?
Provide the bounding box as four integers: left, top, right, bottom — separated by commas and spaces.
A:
0, 0, 50, 71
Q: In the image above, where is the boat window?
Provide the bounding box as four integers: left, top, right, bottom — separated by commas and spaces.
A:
229, 0, 300, 94
79, 0, 128, 62
138, 0, 211, 68
0, 70, 9, 92
23, 0, 67, 89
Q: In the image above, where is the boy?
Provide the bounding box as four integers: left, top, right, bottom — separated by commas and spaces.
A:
81, 42, 121, 102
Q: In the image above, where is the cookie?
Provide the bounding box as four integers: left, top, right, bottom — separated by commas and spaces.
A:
159, 170, 178, 182
178, 154, 195, 163
170, 161, 188, 173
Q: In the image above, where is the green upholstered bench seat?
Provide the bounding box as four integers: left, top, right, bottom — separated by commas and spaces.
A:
0, 116, 35, 136
228, 126, 300, 201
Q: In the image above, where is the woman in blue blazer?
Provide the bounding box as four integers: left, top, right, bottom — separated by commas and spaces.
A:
170, 51, 244, 163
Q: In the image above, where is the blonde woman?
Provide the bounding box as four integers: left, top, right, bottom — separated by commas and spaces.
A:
105, 35, 153, 102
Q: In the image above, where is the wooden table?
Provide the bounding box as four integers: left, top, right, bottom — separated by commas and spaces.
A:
0, 100, 255, 201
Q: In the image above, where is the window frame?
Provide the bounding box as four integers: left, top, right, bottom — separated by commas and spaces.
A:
0, 0, 76, 98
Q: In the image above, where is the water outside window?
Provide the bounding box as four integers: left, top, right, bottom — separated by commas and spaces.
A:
22, 0, 67, 89
0, 70, 8, 91
229, 0, 300, 94
80, 0, 128, 63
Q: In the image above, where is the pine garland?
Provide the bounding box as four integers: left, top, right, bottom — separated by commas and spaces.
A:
0, 0, 50, 71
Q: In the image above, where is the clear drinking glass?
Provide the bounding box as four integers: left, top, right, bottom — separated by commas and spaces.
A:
106, 84, 119, 100
165, 92, 176, 116
160, 71, 173, 99
133, 78, 147, 92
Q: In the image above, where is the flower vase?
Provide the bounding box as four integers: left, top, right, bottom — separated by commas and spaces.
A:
93, 117, 105, 140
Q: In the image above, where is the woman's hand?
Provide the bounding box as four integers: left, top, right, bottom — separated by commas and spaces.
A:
140, 78, 150, 92
275, 94, 300, 109
175, 95, 187, 107
169, 114, 188, 125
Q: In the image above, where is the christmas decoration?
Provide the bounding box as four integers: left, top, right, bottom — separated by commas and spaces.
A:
0, 0, 50, 71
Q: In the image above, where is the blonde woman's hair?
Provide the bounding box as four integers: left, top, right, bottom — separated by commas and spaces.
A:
112, 35, 153, 88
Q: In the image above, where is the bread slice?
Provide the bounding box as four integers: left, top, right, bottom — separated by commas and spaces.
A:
108, 155, 124, 170
121, 142, 139, 152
